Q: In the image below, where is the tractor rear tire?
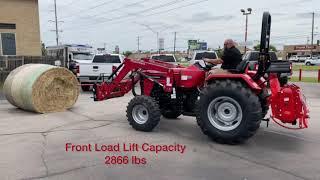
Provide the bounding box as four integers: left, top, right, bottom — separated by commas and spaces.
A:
196, 80, 262, 144
127, 95, 161, 132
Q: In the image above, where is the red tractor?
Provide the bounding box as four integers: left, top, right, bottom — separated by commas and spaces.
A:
92, 12, 309, 144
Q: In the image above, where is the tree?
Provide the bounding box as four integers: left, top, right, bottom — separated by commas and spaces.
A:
254, 44, 277, 52
123, 51, 133, 57
216, 47, 224, 57
41, 42, 47, 56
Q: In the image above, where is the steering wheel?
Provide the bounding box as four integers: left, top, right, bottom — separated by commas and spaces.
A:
194, 59, 215, 71
202, 59, 216, 70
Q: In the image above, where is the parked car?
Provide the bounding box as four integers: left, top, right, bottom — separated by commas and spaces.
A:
305, 56, 320, 66
288, 55, 299, 62
299, 55, 311, 62
150, 54, 177, 64
242, 51, 290, 86
243, 50, 279, 70
78, 54, 125, 91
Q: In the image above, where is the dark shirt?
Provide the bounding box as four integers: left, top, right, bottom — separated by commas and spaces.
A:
221, 47, 242, 70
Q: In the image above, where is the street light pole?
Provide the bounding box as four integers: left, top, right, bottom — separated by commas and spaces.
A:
241, 8, 252, 53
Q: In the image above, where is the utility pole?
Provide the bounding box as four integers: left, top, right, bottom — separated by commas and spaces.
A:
157, 32, 159, 54
54, 0, 59, 46
311, 12, 315, 58
134, 22, 170, 54
137, 36, 140, 53
173, 32, 177, 54
311, 12, 315, 46
49, 0, 63, 45
241, 8, 252, 53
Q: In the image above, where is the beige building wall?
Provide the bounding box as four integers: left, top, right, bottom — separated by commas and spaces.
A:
283, 44, 320, 59
0, 0, 41, 56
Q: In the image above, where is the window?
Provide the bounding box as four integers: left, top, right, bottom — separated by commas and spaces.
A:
73, 53, 94, 60
269, 53, 278, 61
93, 55, 121, 63
249, 52, 260, 61
0, 23, 16, 29
47, 49, 64, 58
195, 52, 217, 60
1, 33, 16, 55
152, 55, 176, 62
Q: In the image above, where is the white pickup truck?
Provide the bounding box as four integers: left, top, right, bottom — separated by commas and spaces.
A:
190, 51, 218, 64
78, 54, 125, 91
150, 54, 177, 64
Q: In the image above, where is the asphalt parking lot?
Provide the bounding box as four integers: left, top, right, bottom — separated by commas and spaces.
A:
0, 82, 319, 180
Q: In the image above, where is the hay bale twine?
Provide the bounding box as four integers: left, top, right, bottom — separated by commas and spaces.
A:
3, 64, 80, 113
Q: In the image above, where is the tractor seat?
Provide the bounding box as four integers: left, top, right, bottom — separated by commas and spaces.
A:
228, 60, 250, 74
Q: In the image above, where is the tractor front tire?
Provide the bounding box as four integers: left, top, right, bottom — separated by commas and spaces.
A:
196, 80, 262, 144
127, 95, 161, 132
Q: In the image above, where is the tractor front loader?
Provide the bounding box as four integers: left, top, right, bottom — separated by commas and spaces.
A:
92, 12, 309, 144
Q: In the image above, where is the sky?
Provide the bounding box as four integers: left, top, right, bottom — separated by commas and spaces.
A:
39, 0, 319, 52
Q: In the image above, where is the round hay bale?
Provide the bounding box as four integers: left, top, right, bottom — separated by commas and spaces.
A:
3, 64, 80, 113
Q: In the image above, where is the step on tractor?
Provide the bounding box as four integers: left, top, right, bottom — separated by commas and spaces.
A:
92, 12, 309, 144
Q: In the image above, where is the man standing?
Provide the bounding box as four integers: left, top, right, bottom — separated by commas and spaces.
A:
204, 39, 242, 73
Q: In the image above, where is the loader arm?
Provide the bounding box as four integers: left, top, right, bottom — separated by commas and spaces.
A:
93, 58, 176, 101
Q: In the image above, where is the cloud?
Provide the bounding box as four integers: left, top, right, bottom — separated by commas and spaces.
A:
185, 12, 234, 23
296, 12, 320, 19
125, 2, 144, 8
295, 0, 313, 3
280, 0, 313, 6
296, 22, 310, 26
272, 12, 287, 16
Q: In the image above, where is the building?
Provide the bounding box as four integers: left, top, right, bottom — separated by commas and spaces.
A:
283, 44, 320, 60
0, 0, 41, 56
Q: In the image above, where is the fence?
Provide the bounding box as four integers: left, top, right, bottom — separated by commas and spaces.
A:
297, 69, 320, 83
0, 56, 64, 82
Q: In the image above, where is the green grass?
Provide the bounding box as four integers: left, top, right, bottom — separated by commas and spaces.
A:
290, 77, 319, 83
293, 65, 319, 71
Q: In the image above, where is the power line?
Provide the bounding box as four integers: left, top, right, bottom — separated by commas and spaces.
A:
69, 0, 151, 21
63, 0, 188, 26
60, 0, 115, 19
63, 0, 194, 30
63, 0, 207, 31
142, 0, 208, 18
